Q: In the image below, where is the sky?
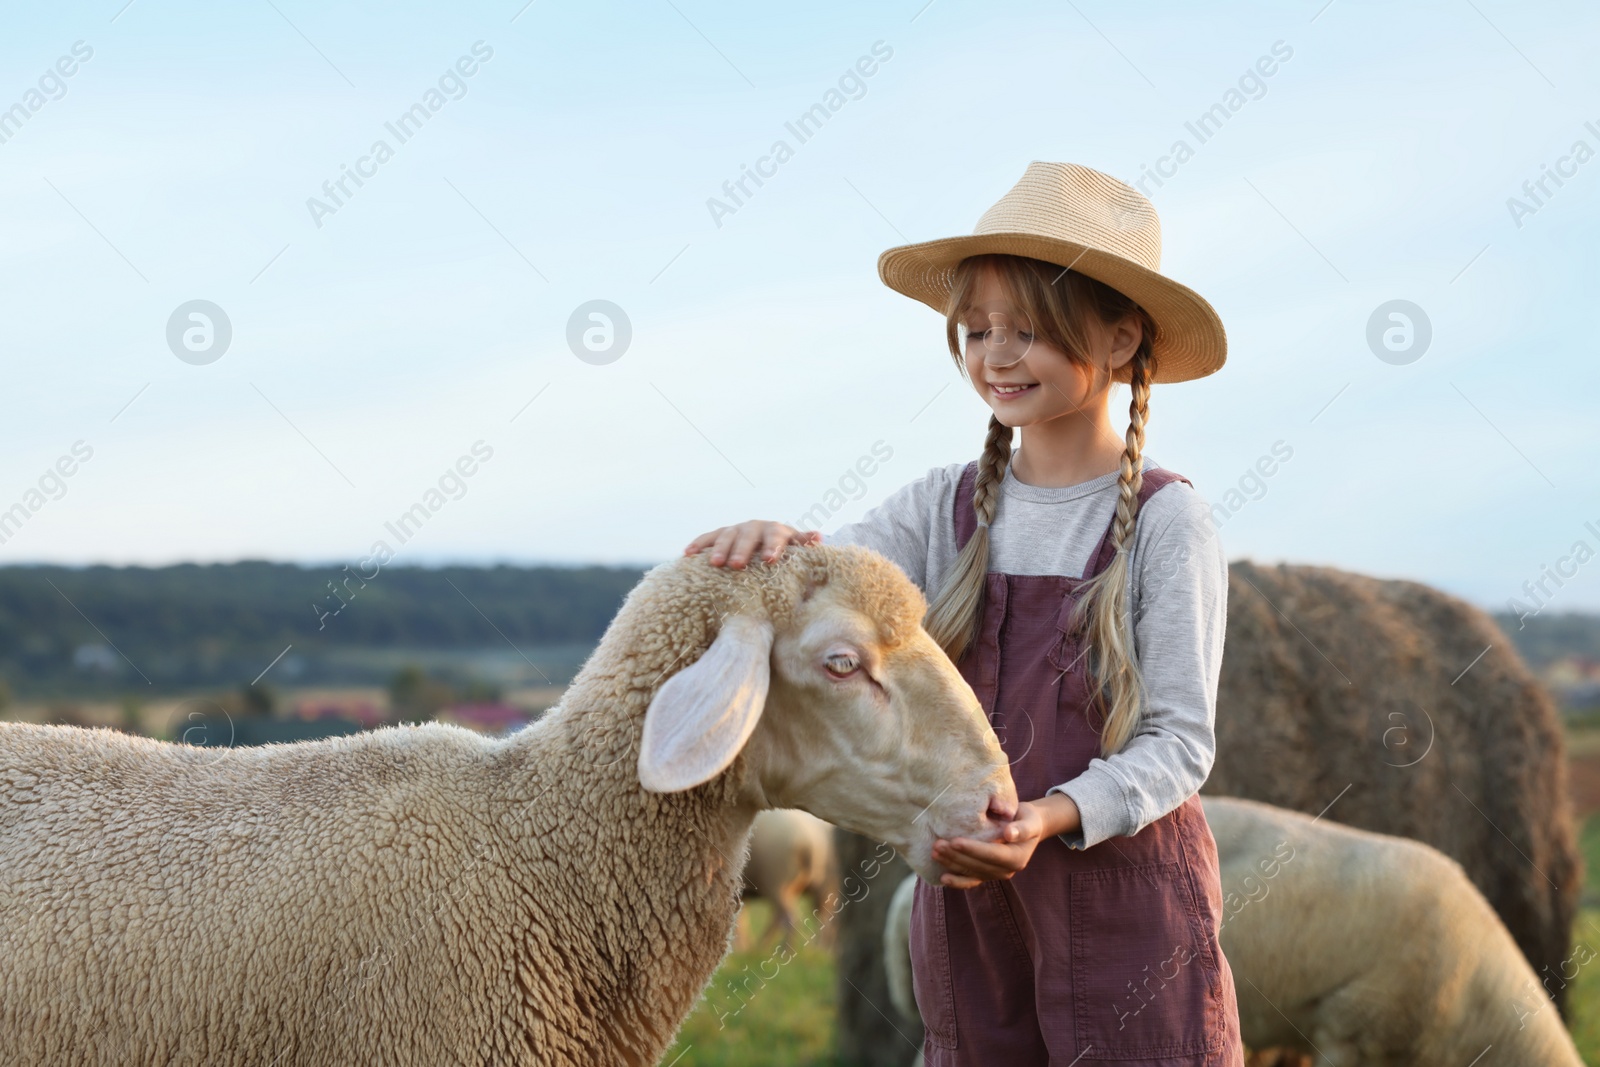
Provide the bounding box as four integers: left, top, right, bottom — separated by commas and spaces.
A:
0, 0, 1596, 618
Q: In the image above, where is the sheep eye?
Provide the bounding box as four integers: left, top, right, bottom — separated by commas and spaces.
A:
824, 653, 860, 677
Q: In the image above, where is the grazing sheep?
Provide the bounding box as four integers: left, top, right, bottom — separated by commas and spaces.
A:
0, 544, 1016, 1067
883, 873, 918, 1025
883, 799, 1585, 1067
739, 808, 839, 951
883, 873, 923, 1067
1202, 795, 1584, 1067
1211, 561, 1580, 1009
836, 830, 924, 1063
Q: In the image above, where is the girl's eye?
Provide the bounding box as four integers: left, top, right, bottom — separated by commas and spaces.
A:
825, 653, 860, 677
965, 328, 1034, 342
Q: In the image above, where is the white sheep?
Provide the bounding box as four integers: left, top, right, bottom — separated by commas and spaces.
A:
883, 871, 923, 1067
883, 798, 1587, 1067
0, 544, 1016, 1067
739, 808, 838, 951
1203, 795, 1584, 1067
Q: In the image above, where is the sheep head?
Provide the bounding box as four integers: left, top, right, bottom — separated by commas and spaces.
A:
638, 543, 1016, 883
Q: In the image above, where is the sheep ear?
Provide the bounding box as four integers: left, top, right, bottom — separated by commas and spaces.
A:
639, 614, 774, 793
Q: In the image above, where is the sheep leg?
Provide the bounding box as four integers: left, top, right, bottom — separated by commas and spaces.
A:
808, 890, 840, 949
748, 899, 786, 951
773, 891, 798, 953
734, 906, 753, 951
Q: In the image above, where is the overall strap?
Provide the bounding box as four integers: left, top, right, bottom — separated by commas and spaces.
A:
1080, 466, 1192, 580
953, 460, 983, 550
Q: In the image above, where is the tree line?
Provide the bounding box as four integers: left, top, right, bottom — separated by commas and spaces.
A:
0, 560, 647, 694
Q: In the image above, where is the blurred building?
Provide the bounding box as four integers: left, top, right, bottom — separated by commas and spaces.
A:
437, 703, 532, 736
292, 695, 385, 729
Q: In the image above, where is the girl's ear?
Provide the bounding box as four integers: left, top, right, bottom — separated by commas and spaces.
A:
1103, 313, 1143, 375
639, 614, 774, 793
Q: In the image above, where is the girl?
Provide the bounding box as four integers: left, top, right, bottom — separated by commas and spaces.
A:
685, 161, 1242, 1066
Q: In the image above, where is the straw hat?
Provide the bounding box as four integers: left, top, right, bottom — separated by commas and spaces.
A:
877, 161, 1226, 383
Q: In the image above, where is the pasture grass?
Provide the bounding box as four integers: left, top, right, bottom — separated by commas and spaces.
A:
1569, 907, 1600, 1065
1569, 811, 1600, 1064
664, 900, 838, 1067
1582, 810, 1600, 906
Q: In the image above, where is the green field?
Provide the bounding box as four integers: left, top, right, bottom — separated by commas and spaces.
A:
664, 901, 840, 1067
1567, 812, 1600, 1064
668, 817, 1600, 1066
1569, 908, 1600, 1064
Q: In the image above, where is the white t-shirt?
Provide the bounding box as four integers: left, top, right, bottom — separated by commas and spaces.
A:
823, 453, 1228, 848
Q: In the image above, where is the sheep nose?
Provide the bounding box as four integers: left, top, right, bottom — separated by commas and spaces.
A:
985, 795, 1017, 824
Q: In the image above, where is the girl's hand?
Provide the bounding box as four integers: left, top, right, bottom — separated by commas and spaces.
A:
932, 794, 1080, 889
683, 521, 821, 568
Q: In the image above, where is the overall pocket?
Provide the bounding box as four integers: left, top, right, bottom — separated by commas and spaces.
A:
1070, 861, 1224, 1060
909, 879, 958, 1050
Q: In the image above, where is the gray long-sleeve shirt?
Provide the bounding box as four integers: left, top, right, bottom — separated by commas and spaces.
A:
822, 453, 1228, 849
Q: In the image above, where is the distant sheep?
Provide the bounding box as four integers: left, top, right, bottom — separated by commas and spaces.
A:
836, 831, 924, 1063
740, 808, 839, 951
0, 544, 1016, 1067
1204, 795, 1584, 1066
1210, 560, 1580, 1008
883, 873, 922, 1067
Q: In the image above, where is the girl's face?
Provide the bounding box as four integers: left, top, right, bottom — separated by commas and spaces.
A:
960, 268, 1140, 429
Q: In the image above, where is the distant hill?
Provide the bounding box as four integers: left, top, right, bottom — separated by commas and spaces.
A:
1493, 610, 1600, 712
1492, 610, 1600, 669
0, 561, 647, 695
2, 560, 1595, 703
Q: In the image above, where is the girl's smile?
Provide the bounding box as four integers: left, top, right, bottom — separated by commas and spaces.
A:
987, 380, 1038, 399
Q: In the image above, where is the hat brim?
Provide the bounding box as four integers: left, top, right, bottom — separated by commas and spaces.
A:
878, 233, 1226, 384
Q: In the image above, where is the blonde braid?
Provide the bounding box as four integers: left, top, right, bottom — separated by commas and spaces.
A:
924, 415, 1012, 661
1071, 348, 1154, 757
1109, 356, 1151, 555
971, 414, 1013, 531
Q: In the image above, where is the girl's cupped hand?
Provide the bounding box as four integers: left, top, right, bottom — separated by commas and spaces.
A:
933, 794, 1080, 889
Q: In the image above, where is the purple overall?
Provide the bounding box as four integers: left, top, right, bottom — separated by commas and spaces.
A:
911, 461, 1243, 1067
